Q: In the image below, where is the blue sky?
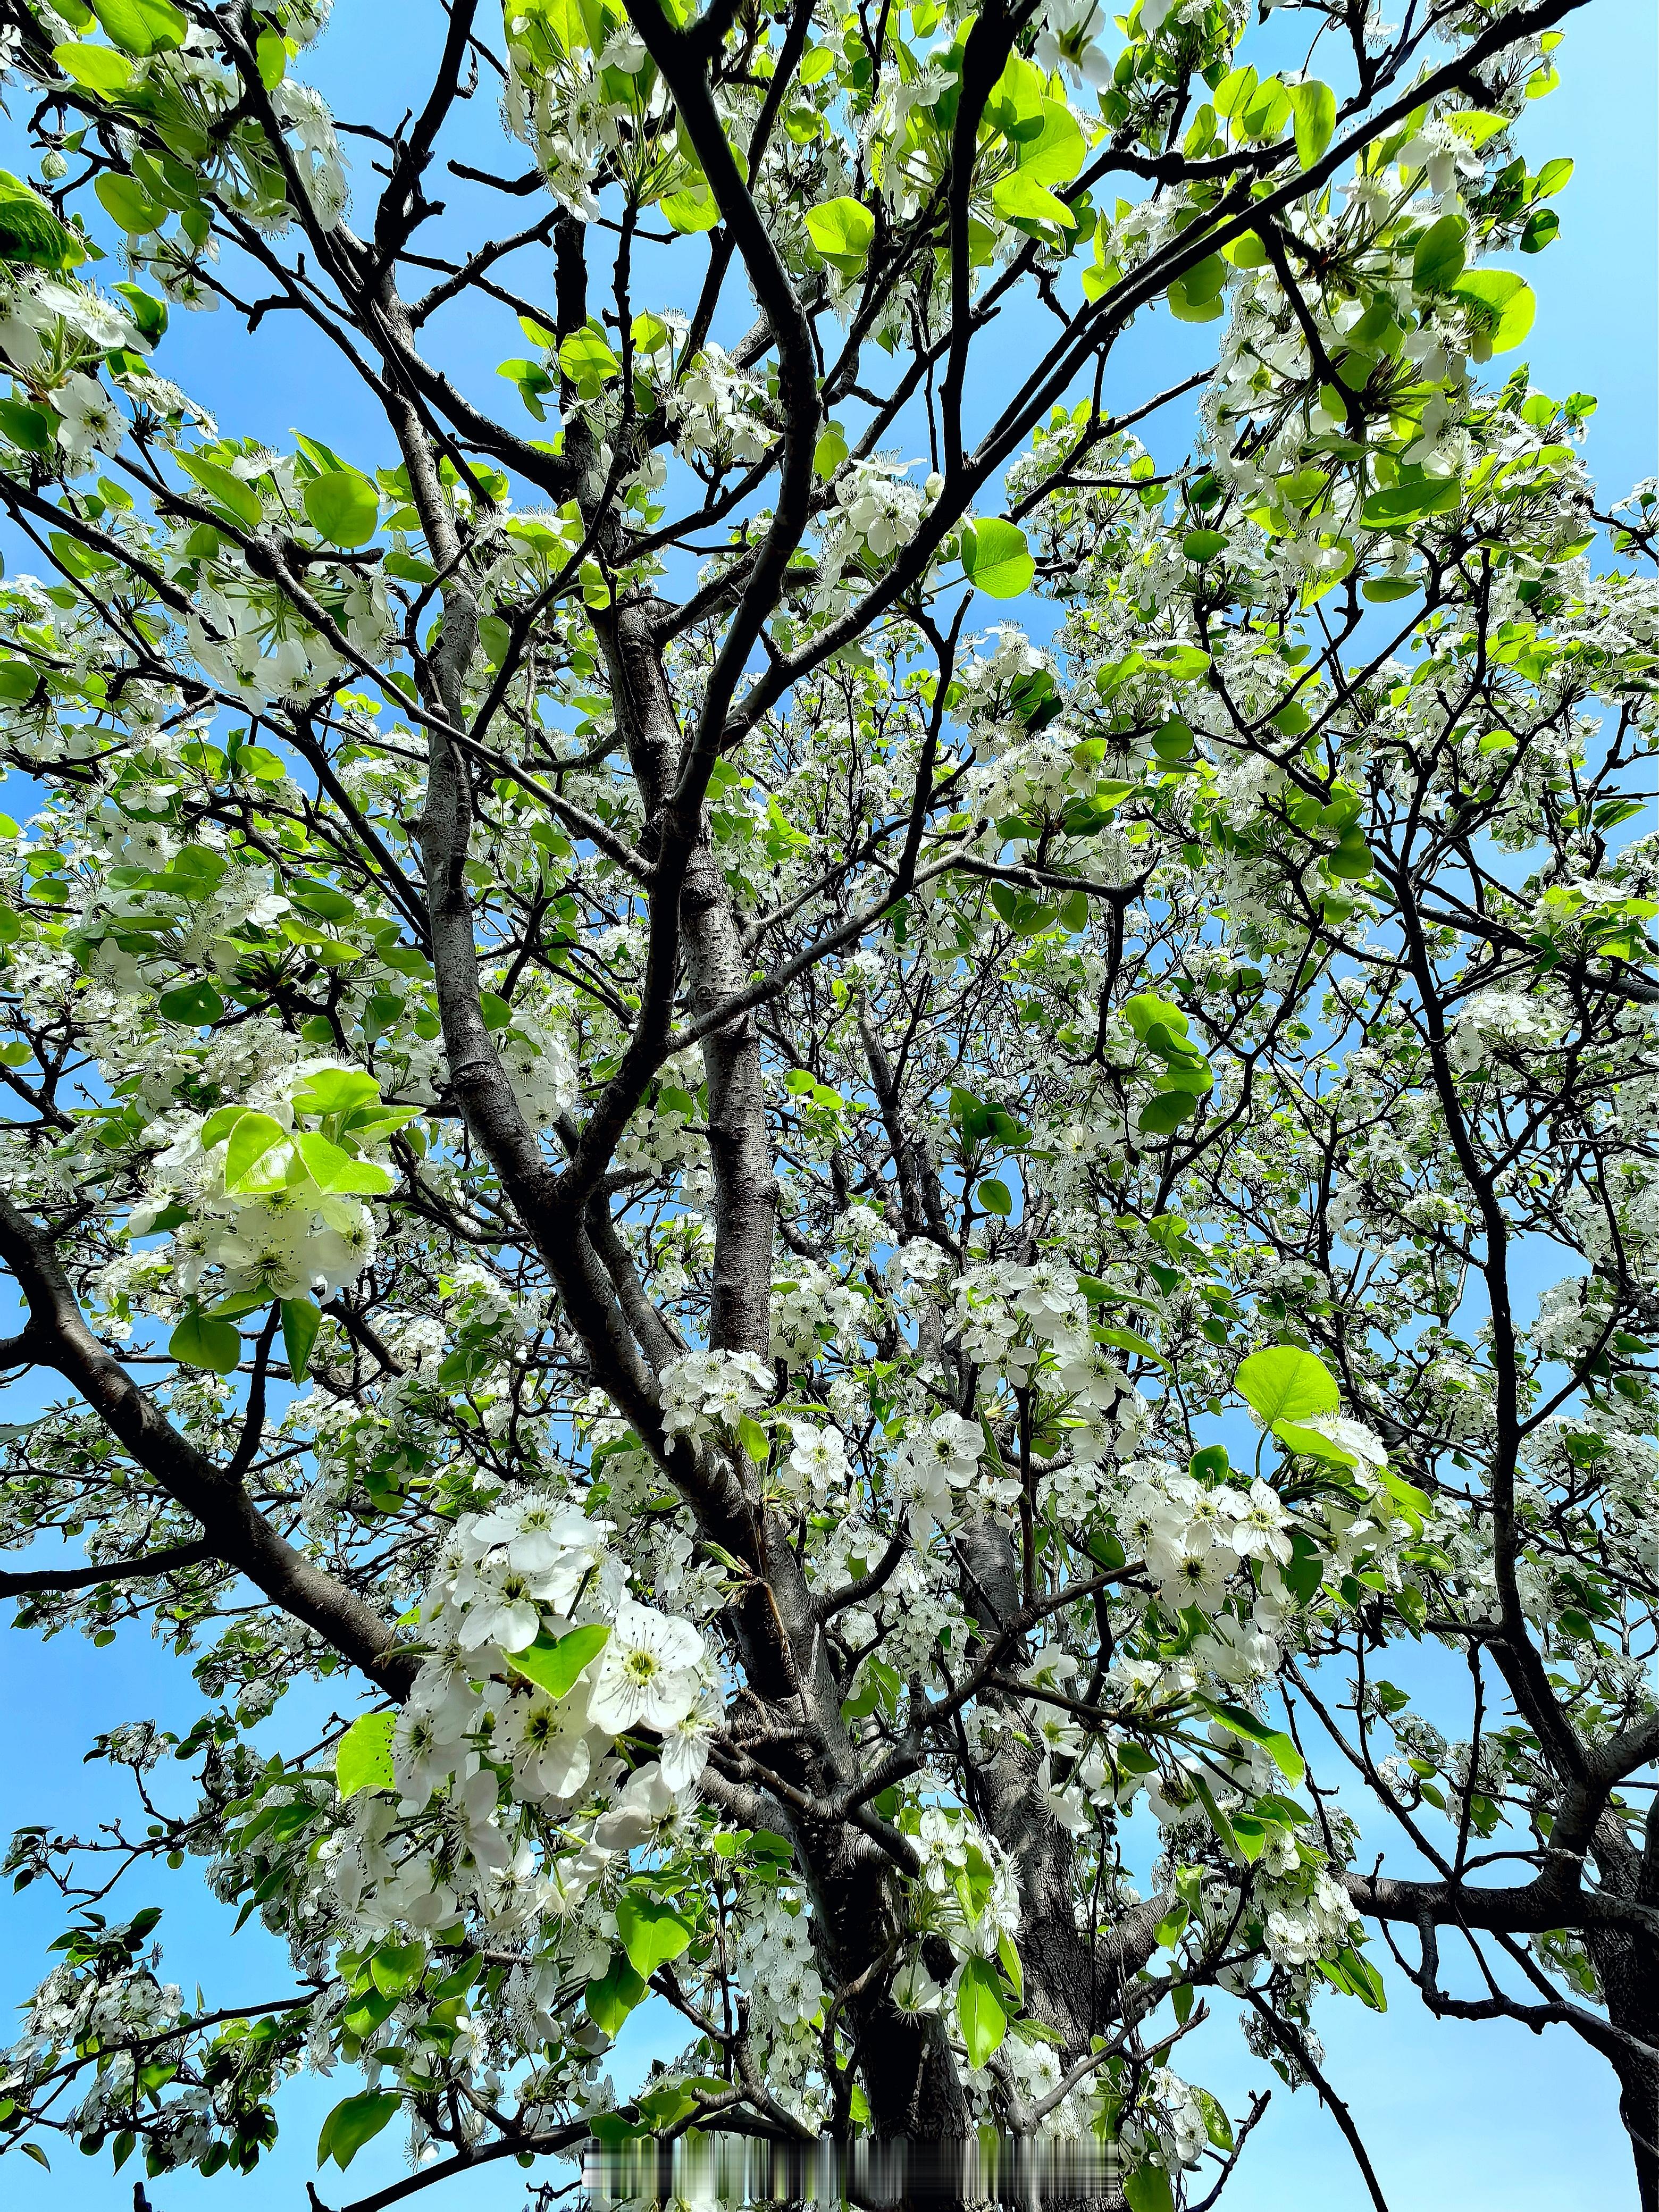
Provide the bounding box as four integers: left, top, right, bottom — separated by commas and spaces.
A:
0, 2, 1654, 2208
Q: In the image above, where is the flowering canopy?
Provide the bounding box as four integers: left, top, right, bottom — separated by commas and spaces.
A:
0, 0, 1653, 2208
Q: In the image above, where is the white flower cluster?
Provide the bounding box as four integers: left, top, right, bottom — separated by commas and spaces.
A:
671, 346, 776, 466
733, 1894, 824, 2031
769, 1259, 864, 1367
892, 1409, 990, 1535
947, 1261, 1146, 1473
497, 1015, 579, 1129
135, 1064, 402, 1306
658, 1347, 774, 1445
1448, 987, 1568, 1070
781, 1419, 855, 1504
325, 1495, 717, 1942
1263, 1869, 1366, 1969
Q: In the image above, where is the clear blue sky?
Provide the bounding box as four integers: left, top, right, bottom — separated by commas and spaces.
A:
0, 3, 1653, 2208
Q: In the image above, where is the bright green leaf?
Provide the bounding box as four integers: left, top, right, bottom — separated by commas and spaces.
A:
955, 1955, 1008, 2068
1236, 1344, 1340, 1423
805, 195, 875, 277
304, 469, 380, 548
0, 170, 86, 270
336, 1711, 397, 1799
961, 517, 1034, 598
95, 171, 163, 234
291, 1068, 381, 1117
1451, 268, 1536, 352
992, 169, 1078, 229
317, 2089, 399, 2171
169, 1311, 241, 1373
585, 1953, 647, 2034
293, 1129, 395, 1195
1411, 213, 1467, 292
1289, 80, 1336, 167
615, 1891, 696, 1979
92, 0, 187, 57
174, 451, 264, 533
558, 323, 621, 397
52, 43, 135, 97
1016, 99, 1086, 185
509, 1621, 610, 1699
281, 1297, 322, 1384
1197, 1696, 1306, 1784
224, 1110, 288, 1191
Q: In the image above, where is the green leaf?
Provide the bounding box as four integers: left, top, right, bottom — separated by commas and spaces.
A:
1137, 1090, 1198, 1135
92, 0, 187, 56
976, 1176, 1013, 1217
156, 978, 227, 1027
993, 169, 1078, 230
1196, 2086, 1235, 2151
1411, 213, 1467, 292
304, 469, 380, 548
1450, 269, 1536, 352
0, 399, 54, 454
1016, 99, 1086, 185
961, 517, 1034, 598
955, 1955, 1008, 2068
317, 2089, 399, 2171
335, 1711, 396, 1799
1188, 1770, 1241, 1862
0, 171, 86, 271
584, 1953, 647, 2035
224, 1110, 289, 1191
509, 1621, 609, 1699
256, 27, 287, 89
557, 323, 621, 398
1289, 80, 1336, 168
292, 1129, 394, 1195
1378, 1463, 1432, 1532
805, 195, 875, 277
659, 178, 720, 233
1236, 1344, 1340, 1423
95, 172, 163, 234
615, 1890, 696, 1979
174, 451, 264, 533
1319, 1943, 1387, 2010
814, 423, 848, 478
281, 1297, 322, 1384
369, 1940, 425, 1999
291, 1067, 381, 1117
1124, 2165, 1175, 2212
1197, 1696, 1306, 1784
1182, 529, 1228, 563
997, 1929, 1023, 2004
112, 281, 166, 341
1445, 110, 1510, 147
1167, 255, 1227, 322
53, 42, 135, 96
1360, 476, 1462, 528
169, 1311, 241, 1373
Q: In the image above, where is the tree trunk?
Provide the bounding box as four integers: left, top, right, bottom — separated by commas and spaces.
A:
1589, 1815, 1659, 2212
596, 600, 967, 2140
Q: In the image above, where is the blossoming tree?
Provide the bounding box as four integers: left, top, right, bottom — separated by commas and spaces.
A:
0, 0, 1653, 2206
